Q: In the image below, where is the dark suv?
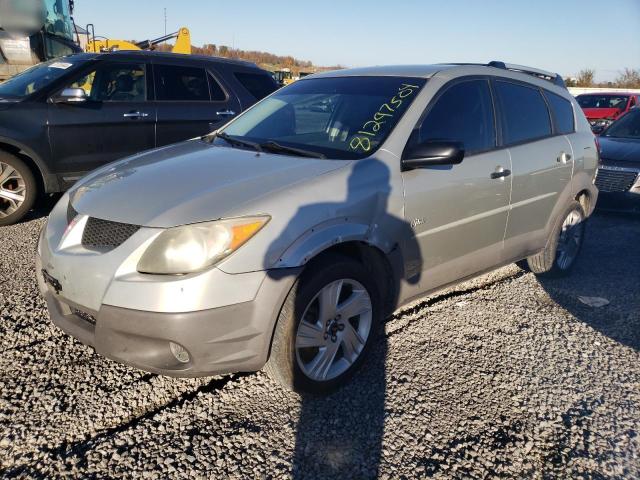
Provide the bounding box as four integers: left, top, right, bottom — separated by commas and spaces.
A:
0, 50, 278, 225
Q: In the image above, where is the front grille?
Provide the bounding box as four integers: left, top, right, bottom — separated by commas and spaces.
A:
81, 217, 140, 251
595, 168, 638, 193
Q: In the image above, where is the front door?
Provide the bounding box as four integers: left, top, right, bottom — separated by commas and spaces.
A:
47, 61, 155, 184
152, 63, 241, 146
402, 78, 511, 292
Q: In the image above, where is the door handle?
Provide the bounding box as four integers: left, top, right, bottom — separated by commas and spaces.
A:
123, 111, 150, 119
490, 167, 511, 179
215, 110, 236, 117
557, 152, 572, 163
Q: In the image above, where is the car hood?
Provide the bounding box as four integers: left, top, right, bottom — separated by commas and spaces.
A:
69, 140, 351, 228
598, 136, 640, 165
582, 107, 622, 120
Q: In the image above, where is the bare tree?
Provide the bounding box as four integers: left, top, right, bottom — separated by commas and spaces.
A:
576, 69, 596, 87
614, 68, 640, 89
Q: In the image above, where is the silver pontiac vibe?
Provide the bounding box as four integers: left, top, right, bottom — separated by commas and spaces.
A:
37, 63, 598, 393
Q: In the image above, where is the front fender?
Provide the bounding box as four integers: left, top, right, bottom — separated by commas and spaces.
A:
272, 219, 373, 268
0, 135, 55, 191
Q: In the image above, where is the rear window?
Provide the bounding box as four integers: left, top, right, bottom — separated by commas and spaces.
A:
544, 91, 575, 135
494, 81, 551, 145
155, 64, 209, 101
234, 72, 278, 100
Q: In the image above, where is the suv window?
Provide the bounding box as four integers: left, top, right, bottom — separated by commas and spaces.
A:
234, 72, 278, 100
544, 91, 575, 135
494, 81, 551, 145
155, 64, 209, 101
208, 73, 227, 101
68, 63, 147, 102
416, 79, 495, 155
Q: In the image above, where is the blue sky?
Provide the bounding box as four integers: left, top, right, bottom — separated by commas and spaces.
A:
74, 0, 640, 82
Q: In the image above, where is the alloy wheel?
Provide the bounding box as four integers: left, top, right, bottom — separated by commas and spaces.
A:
295, 278, 373, 382
556, 209, 584, 270
0, 161, 26, 219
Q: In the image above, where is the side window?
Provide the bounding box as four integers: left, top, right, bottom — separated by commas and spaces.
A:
208, 73, 227, 101
416, 79, 495, 155
494, 81, 551, 145
67, 63, 147, 102
234, 72, 279, 100
544, 91, 575, 135
155, 64, 210, 101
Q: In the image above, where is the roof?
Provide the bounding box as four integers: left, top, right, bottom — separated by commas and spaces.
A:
575, 91, 639, 96
308, 62, 566, 90
67, 50, 259, 68
310, 65, 447, 79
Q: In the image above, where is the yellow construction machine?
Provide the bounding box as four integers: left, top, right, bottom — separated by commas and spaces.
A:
85, 26, 191, 54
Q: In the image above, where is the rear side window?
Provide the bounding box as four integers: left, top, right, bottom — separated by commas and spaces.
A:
494, 81, 551, 145
234, 72, 278, 100
416, 79, 495, 155
155, 64, 209, 101
544, 91, 575, 135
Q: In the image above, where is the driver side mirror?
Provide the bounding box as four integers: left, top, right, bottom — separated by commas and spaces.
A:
401, 141, 465, 171
51, 88, 88, 104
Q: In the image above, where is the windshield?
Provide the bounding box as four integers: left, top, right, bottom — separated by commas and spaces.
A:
577, 94, 628, 109
217, 76, 426, 160
0, 57, 79, 98
603, 110, 640, 139
43, 0, 74, 41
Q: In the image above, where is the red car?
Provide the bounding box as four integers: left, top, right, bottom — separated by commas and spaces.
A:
576, 92, 639, 133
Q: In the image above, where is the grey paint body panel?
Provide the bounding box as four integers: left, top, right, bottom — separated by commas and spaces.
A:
39, 63, 599, 377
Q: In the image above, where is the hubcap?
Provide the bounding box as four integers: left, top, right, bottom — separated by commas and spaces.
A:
295, 279, 373, 382
556, 209, 584, 270
0, 162, 26, 219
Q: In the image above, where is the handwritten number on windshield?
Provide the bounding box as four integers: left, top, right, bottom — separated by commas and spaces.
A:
349, 83, 419, 153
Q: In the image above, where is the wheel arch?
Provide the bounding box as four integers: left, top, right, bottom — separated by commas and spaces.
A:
0, 139, 55, 194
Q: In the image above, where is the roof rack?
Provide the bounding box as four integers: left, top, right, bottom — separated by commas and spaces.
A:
487, 61, 566, 88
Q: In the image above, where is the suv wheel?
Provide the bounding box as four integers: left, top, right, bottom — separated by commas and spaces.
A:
525, 200, 586, 277
0, 152, 37, 226
266, 254, 382, 393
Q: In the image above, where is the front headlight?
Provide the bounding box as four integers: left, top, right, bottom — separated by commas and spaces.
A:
137, 216, 269, 274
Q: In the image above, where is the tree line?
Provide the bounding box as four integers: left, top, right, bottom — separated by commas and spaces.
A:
156, 42, 343, 75
567, 68, 640, 89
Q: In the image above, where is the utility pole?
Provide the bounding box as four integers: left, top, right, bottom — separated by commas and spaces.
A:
164, 8, 167, 36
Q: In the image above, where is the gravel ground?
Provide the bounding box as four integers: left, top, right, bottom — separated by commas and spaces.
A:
0, 202, 639, 479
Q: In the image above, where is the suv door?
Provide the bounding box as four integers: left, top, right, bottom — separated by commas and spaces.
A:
152, 62, 241, 146
47, 61, 155, 184
493, 80, 573, 256
402, 78, 511, 291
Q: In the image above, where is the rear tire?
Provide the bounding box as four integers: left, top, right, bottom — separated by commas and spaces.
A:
266, 254, 382, 394
525, 201, 586, 278
0, 152, 37, 226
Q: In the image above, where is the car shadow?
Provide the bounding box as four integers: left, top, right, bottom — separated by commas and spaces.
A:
263, 158, 421, 479
536, 211, 640, 352
17, 193, 62, 224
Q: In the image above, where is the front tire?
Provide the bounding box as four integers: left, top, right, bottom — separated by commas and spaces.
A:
0, 152, 37, 226
266, 254, 382, 394
525, 200, 586, 277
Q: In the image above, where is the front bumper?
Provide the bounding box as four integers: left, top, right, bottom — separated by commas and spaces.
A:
37, 195, 300, 377
37, 254, 299, 377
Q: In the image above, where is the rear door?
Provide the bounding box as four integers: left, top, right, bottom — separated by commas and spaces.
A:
494, 80, 573, 256
47, 61, 155, 182
153, 62, 241, 146
402, 77, 511, 290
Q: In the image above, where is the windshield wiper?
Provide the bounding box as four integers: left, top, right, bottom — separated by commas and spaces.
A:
209, 132, 263, 152
259, 140, 326, 159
